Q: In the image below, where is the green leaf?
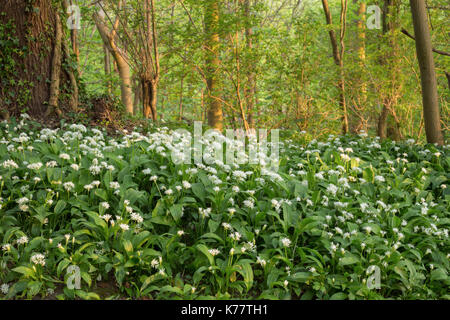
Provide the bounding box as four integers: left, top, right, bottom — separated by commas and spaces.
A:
196, 244, 215, 265
123, 240, 133, 254
430, 269, 448, 282
57, 259, 72, 277
94, 189, 108, 201
140, 274, 162, 292
200, 232, 224, 244
339, 255, 360, 266
330, 292, 347, 300
27, 281, 42, 297
192, 183, 205, 202
12, 266, 35, 278
54, 200, 67, 214
169, 204, 184, 223
236, 262, 254, 292
81, 272, 92, 287
288, 272, 311, 283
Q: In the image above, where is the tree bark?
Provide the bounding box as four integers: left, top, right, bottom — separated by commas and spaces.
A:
377, 0, 403, 141
133, 77, 142, 115
321, 0, 349, 134
46, 13, 63, 117
179, 74, 184, 121
104, 44, 112, 94
350, 0, 366, 134
0, 0, 74, 118
142, 79, 157, 121
93, 11, 134, 115
244, 0, 256, 128
141, 0, 160, 121
377, 103, 389, 139
62, 39, 79, 112
62, 0, 79, 71
409, 0, 444, 145
205, 0, 223, 131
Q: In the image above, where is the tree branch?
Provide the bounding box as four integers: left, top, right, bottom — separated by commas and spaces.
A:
401, 28, 450, 56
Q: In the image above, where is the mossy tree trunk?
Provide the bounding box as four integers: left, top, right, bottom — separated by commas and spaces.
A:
0, 0, 77, 118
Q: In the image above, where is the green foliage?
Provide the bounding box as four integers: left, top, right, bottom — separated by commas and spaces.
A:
0, 17, 32, 108
0, 117, 448, 299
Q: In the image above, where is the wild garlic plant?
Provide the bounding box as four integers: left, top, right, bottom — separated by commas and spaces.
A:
0, 116, 448, 299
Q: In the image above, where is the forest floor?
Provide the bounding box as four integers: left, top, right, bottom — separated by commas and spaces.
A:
0, 115, 448, 300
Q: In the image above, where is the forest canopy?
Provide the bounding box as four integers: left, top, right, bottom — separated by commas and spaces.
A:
0, 0, 448, 142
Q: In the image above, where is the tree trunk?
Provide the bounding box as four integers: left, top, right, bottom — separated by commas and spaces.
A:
133, 77, 142, 115
205, 0, 223, 131
93, 12, 134, 115
0, 0, 74, 118
142, 79, 157, 121
46, 13, 63, 117
114, 51, 133, 115
62, 0, 79, 70
350, 0, 366, 134
62, 38, 79, 112
321, 0, 349, 134
104, 44, 112, 94
377, 104, 389, 139
179, 74, 184, 121
409, 0, 444, 145
244, 0, 256, 128
377, 0, 403, 141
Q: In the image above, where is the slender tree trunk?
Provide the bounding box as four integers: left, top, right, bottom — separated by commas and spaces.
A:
409, 0, 444, 145
350, 0, 366, 133
62, 0, 79, 70
377, 0, 402, 140
321, 0, 349, 134
179, 74, 184, 121
62, 39, 78, 111
104, 44, 112, 94
244, 0, 256, 128
47, 13, 63, 117
116, 55, 134, 115
93, 12, 134, 115
377, 103, 389, 138
133, 77, 142, 115
142, 79, 158, 121
205, 0, 223, 131
141, 0, 160, 121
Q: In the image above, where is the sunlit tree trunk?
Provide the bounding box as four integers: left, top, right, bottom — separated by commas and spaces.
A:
377, 0, 402, 140
142, 79, 157, 121
104, 44, 112, 94
141, 0, 160, 121
321, 0, 349, 134
350, 0, 366, 134
205, 0, 223, 131
409, 0, 444, 145
244, 0, 256, 128
93, 11, 134, 115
